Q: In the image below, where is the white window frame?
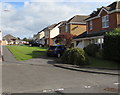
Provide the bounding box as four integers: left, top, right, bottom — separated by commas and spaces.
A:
90, 20, 92, 30
66, 24, 68, 32
102, 15, 109, 28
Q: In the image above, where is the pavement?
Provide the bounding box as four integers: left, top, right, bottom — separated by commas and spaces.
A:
0, 55, 2, 62
2, 46, 19, 63
53, 64, 120, 76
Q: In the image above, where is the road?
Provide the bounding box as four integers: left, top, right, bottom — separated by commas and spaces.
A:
2, 58, 119, 93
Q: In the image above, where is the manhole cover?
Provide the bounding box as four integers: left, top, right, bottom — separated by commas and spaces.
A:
104, 87, 118, 92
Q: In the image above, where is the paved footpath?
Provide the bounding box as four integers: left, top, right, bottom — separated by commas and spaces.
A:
2, 46, 18, 63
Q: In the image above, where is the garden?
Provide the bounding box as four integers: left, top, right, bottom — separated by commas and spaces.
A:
60, 28, 120, 69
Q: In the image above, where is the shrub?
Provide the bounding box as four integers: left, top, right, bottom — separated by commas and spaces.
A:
104, 28, 120, 62
96, 49, 103, 58
61, 48, 88, 66
84, 44, 99, 57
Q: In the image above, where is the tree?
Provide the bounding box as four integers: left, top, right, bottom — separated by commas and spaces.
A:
17, 37, 21, 40
55, 33, 76, 47
22, 37, 33, 42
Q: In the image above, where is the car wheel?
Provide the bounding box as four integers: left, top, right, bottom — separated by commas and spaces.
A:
29, 44, 32, 47
57, 53, 61, 58
39, 44, 43, 47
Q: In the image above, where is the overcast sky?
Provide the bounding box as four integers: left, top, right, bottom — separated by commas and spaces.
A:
0, 0, 115, 39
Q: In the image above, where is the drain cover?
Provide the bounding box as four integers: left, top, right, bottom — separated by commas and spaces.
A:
104, 87, 118, 92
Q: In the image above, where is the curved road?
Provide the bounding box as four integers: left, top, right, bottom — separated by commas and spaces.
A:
2, 47, 119, 93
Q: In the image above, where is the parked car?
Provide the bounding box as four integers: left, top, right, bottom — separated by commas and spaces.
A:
47, 45, 66, 58
29, 41, 44, 47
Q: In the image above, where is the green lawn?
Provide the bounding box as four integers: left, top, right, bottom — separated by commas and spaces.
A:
86, 56, 120, 69
7, 45, 47, 61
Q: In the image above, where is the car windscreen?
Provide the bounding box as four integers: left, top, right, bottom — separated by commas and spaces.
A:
48, 46, 57, 50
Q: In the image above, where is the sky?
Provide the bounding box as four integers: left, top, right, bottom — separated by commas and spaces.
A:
0, 0, 115, 39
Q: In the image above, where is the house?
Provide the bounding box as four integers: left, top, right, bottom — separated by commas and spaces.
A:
44, 21, 64, 46
3, 34, 19, 45
59, 15, 88, 36
73, 1, 120, 49
33, 28, 46, 45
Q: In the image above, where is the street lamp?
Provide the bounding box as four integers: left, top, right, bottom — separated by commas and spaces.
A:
0, 31, 2, 56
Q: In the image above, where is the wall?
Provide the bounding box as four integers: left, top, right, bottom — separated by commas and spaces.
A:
40, 31, 45, 39
50, 27, 59, 38
69, 24, 86, 36
59, 25, 66, 33
117, 12, 120, 28
87, 9, 118, 33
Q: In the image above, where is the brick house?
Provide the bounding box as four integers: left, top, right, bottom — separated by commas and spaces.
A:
44, 22, 64, 46
59, 15, 88, 36
73, 1, 120, 48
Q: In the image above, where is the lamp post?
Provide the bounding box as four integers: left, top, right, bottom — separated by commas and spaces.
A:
0, 31, 2, 56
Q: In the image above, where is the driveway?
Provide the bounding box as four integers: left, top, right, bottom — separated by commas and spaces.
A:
2, 46, 119, 93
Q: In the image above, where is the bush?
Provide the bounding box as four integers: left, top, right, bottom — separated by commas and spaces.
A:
84, 44, 99, 57
96, 49, 103, 58
61, 48, 88, 66
104, 28, 120, 62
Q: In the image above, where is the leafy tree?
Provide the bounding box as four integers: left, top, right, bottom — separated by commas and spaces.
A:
55, 33, 76, 47
22, 37, 33, 42
17, 37, 21, 40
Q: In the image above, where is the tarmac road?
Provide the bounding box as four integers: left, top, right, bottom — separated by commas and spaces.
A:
2, 60, 119, 93
2, 46, 119, 93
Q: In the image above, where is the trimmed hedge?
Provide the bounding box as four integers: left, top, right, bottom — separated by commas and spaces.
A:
61, 48, 88, 66
84, 44, 99, 57
104, 28, 120, 62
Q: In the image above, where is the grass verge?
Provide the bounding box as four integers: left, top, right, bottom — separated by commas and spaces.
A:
7, 45, 47, 61
86, 56, 120, 69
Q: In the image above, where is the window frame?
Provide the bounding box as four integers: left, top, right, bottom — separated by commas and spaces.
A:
102, 15, 109, 28
89, 20, 93, 30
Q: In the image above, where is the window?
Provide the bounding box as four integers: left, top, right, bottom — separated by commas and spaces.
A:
66, 24, 68, 32
102, 15, 109, 28
90, 21, 92, 30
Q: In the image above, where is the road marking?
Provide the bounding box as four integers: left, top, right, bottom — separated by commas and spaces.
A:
114, 82, 119, 85
84, 85, 91, 88
43, 88, 64, 93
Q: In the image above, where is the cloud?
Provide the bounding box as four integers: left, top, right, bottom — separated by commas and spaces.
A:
1, 1, 112, 38
1, 0, 114, 2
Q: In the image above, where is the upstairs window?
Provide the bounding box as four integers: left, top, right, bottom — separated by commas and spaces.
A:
102, 15, 109, 28
90, 21, 92, 30
66, 24, 68, 32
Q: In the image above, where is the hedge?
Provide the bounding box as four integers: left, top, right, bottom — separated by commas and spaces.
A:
84, 44, 99, 57
104, 28, 120, 62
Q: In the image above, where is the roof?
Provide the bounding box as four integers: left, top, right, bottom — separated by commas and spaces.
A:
38, 27, 47, 33
58, 15, 88, 28
41, 21, 66, 32
74, 29, 114, 40
58, 21, 67, 28
48, 24, 58, 30
67, 15, 88, 23
3, 34, 17, 41
85, 1, 120, 20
